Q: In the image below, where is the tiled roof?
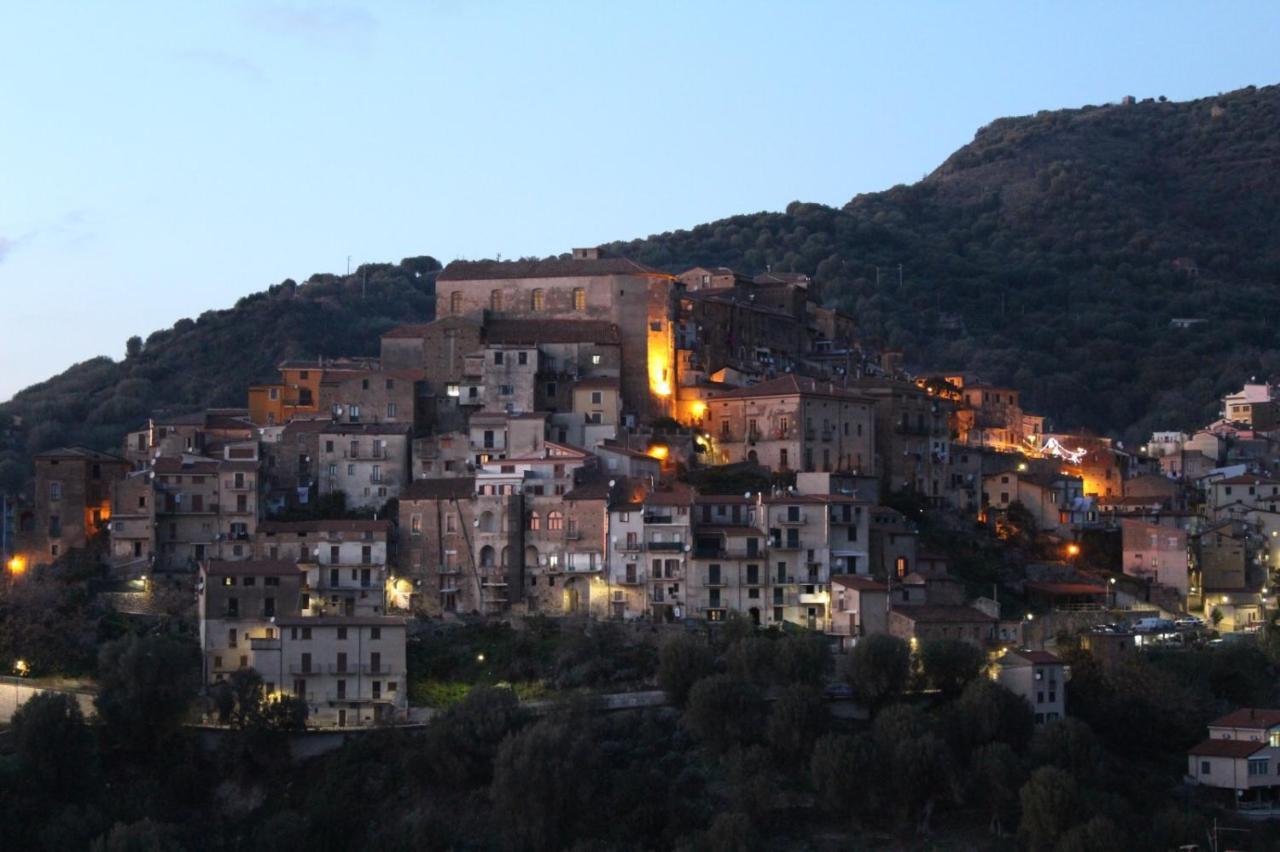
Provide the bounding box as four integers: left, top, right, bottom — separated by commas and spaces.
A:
645, 483, 695, 506
832, 575, 887, 592
484, 319, 620, 345
36, 446, 129, 463
892, 605, 996, 624
1003, 649, 1063, 665
1188, 738, 1267, 758
1209, 708, 1280, 730
438, 257, 660, 281
202, 560, 304, 577
400, 477, 476, 501
708, 374, 873, 403
257, 519, 392, 535
1215, 475, 1280, 486
382, 316, 480, 339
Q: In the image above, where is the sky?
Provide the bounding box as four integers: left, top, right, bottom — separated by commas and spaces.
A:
3, 1, 1280, 402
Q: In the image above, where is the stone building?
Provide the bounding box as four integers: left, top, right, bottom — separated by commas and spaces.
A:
856, 378, 952, 504
149, 453, 262, 570
433, 251, 674, 419
247, 358, 379, 426
108, 472, 155, 575
317, 368, 429, 432
698, 375, 876, 474
316, 423, 411, 511
15, 447, 131, 568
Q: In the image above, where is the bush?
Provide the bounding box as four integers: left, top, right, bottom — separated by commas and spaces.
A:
657, 634, 715, 707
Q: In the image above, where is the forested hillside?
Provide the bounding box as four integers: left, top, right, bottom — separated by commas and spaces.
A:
0, 258, 439, 491
605, 84, 1280, 441
7, 84, 1280, 490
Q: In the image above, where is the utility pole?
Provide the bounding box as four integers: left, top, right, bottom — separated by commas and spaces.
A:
362, 269, 367, 299
347, 255, 352, 276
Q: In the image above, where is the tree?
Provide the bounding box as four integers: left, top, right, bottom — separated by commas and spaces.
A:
417, 685, 525, 788
954, 679, 1035, 752
919, 638, 986, 696
772, 633, 828, 685
841, 634, 910, 711
95, 634, 200, 752
725, 636, 775, 686
11, 691, 97, 801
1029, 717, 1102, 782
657, 634, 715, 707
1018, 766, 1080, 851
683, 675, 763, 754
1053, 816, 1125, 852
125, 336, 143, 358
811, 732, 881, 823
702, 812, 757, 852
969, 742, 1025, 836
766, 683, 828, 762
491, 716, 601, 852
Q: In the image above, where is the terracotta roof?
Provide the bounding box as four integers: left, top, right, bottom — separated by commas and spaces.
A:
893, 605, 996, 624
152, 456, 221, 474
320, 368, 427, 384
1188, 738, 1267, 758
202, 560, 303, 577
832, 575, 887, 592
382, 317, 480, 339
1209, 708, 1280, 730
1003, 649, 1063, 665
484, 319, 620, 345
36, 446, 129, 463
438, 257, 660, 281
319, 423, 411, 436
1215, 475, 1280, 486
401, 477, 476, 501
708, 374, 874, 403
1024, 582, 1107, 596
276, 615, 408, 628
257, 519, 393, 535
645, 484, 695, 506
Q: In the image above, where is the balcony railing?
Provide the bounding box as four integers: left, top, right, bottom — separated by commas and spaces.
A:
644, 514, 675, 525
771, 539, 802, 550
248, 637, 280, 651
289, 665, 324, 676
778, 514, 807, 525
647, 541, 685, 552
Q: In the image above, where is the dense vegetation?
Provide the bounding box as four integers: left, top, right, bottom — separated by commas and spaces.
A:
0, 257, 439, 492
7, 85, 1280, 485
605, 84, 1280, 441
5, 617, 1278, 850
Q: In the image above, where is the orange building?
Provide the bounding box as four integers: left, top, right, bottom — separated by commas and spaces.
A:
248, 358, 379, 425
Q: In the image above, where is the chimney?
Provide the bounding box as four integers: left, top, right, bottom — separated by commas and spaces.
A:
572, 247, 601, 261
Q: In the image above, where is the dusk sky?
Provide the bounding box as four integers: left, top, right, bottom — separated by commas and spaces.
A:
3, 1, 1279, 402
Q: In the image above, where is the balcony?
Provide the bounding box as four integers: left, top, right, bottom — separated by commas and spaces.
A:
618, 541, 643, 553
563, 561, 602, 573
693, 547, 724, 560
778, 513, 807, 525
342, 449, 386, 461
327, 664, 358, 675
565, 529, 582, 540
362, 663, 394, 675
248, 637, 280, 651
289, 665, 325, 676
644, 514, 675, 525
771, 539, 802, 550
798, 591, 827, 605
617, 572, 646, 586
647, 541, 685, 552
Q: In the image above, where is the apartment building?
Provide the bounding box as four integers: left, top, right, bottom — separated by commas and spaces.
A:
256, 519, 394, 616
981, 469, 1089, 535
1188, 709, 1280, 802
316, 422, 411, 510
108, 472, 155, 574
830, 575, 888, 647
13, 446, 131, 568
856, 378, 952, 504
995, 649, 1067, 725
276, 616, 408, 727
199, 559, 305, 688
148, 454, 261, 569
700, 375, 876, 474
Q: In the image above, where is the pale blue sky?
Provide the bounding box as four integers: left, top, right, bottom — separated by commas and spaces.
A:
3, 1, 1279, 401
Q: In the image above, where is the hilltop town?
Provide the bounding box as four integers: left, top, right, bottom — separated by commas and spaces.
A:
5, 247, 1280, 845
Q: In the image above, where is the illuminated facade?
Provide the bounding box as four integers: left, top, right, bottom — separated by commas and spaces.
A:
14, 446, 130, 568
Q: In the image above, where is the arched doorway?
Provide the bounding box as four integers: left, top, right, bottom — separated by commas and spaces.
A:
747, 450, 758, 464
563, 577, 582, 614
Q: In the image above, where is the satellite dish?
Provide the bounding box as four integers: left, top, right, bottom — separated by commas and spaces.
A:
744, 491, 752, 499
473, 519, 480, 527
608, 480, 616, 487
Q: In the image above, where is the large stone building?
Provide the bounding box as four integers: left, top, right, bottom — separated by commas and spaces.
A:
432, 250, 674, 419
697, 375, 876, 474
15, 447, 131, 568
316, 422, 411, 511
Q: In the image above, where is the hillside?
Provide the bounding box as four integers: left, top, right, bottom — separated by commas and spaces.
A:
604, 84, 1280, 441
6, 84, 1280, 491
0, 258, 439, 492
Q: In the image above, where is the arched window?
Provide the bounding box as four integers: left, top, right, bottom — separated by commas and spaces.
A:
449, 291, 462, 314
548, 511, 564, 531
479, 545, 495, 567
490, 289, 502, 311
572, 287, 586, 312
478, 510, 496, 533
531, 288, 545, 311
528, 511, 541, 531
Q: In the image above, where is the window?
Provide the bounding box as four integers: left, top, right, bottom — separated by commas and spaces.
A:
494, 351, 505, 365
371, 627, 381, 640
517, 351, 528, 366
48, 481, 62, 501
1201, 760, 1211, 775
531, 289, 545, 311
573, 287, 586, 311
450, 291, 462, 314
386, 402, 397, 418
591, 354, 601, 365
446, 383, 460, 398
490, 289, 502, 311
1249, 758, 1270, 776
548, 511, 564, 531
411, 514, 422, 535
337, 627, 348, 640
591, 391, 603, 405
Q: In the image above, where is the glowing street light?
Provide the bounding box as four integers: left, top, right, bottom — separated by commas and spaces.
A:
1065, 543, 1081, 557
7, 555, 25, 576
